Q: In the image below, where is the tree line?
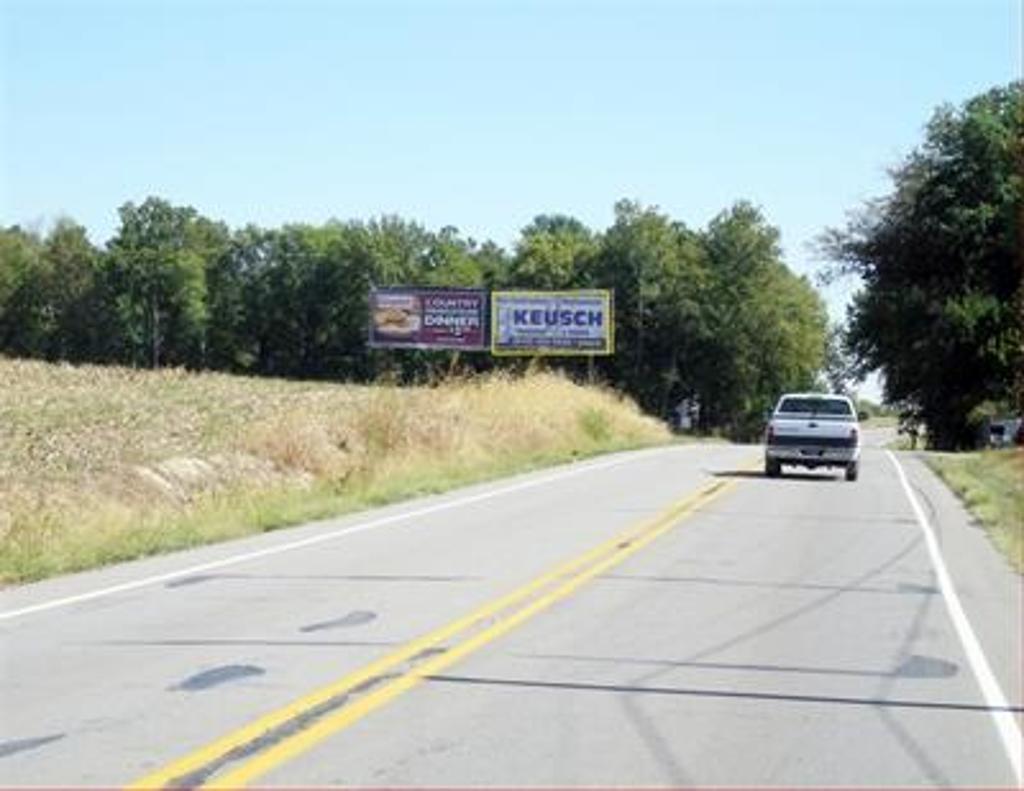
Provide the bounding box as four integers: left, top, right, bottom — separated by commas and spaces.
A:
0, 198, 828, 436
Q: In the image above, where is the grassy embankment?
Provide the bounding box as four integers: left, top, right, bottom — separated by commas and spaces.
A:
0, 358, 671, 584
924, 449, 1023, 573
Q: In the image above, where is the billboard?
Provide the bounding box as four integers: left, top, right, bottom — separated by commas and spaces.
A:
491, 290, 614, 356
368, 287, 487, 350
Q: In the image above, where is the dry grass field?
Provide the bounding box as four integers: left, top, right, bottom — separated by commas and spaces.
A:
0, 357, 671, 583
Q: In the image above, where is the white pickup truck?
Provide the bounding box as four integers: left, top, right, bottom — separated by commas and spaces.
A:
764, 393, 861, 481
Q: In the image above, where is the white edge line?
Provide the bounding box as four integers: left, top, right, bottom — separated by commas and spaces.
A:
0, 449, 665, 622
887, 450, 1023, 785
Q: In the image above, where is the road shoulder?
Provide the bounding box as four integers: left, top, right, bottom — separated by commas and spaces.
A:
897, 452, 1023, 727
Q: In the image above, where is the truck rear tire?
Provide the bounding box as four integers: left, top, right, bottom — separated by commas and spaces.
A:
845, 462, 859, 482
765, 459, 781, 478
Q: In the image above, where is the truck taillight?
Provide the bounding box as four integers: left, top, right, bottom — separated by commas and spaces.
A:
850, 427, 859, 445
766, 424, 775, 443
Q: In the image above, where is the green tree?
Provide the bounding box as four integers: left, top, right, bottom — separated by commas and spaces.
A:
42, 219, 102, 361
696, 202, 826, 435
506, 215, 598, 289
363, 215, 431, 285
107, 197, 227, 368
237, 222, 381, 380
821, 83, 1023, 449
0, 220, 103, 361
0, 226, 50, 357
421, 226, 483, 287
205, 225, 266, 372
595, 201, 708, 415
820, 322, 856, 396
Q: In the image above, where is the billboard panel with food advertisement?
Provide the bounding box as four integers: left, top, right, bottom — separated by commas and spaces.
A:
368, 287, 487, 350
491, 290, 614, 356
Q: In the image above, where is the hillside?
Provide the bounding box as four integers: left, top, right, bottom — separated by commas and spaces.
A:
0, 358, 670, 583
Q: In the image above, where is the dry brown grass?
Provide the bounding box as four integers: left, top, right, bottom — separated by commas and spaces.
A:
0, 357, 670, 582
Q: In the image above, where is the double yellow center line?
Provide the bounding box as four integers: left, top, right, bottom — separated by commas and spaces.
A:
129, 475, 739, 789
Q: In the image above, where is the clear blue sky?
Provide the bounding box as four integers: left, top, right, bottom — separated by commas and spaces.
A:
1, 0, 1020, 392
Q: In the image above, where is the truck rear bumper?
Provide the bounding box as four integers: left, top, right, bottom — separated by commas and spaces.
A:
766, 445, 859, 467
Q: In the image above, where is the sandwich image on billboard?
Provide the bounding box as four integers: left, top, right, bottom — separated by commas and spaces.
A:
369, 287, 487, 350
492, 290, 614, 356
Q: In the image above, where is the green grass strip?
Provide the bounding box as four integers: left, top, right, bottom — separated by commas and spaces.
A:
924, 449, 1023, 573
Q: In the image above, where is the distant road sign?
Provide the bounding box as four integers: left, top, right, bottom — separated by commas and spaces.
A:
492, 290, 614, 356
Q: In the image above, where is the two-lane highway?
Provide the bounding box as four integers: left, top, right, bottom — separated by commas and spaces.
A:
1, 441, 1020, 787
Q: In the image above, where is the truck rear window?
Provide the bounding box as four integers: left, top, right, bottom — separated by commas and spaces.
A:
777, 397, 853, 416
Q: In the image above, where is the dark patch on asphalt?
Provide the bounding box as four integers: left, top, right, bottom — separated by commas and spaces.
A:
894, 655, 959, 679
165, 574, 220, 588
165, 641, 453, 785
410, 646, 448, 662
0, 734, 65, 759
167, 672, 397, 788
896, 583, 940, 595
172, 664, 266, 691
300, 610, 377, 633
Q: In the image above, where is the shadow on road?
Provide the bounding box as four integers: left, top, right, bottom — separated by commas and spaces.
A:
427, 673, 1024, 714
711, 470, 841, 482
513, 650, 958, 679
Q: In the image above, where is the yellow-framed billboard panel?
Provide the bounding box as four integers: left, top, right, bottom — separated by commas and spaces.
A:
491, 290, 614, 357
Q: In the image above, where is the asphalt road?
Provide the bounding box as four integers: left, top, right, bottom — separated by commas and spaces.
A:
1, 438, 1021, 787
